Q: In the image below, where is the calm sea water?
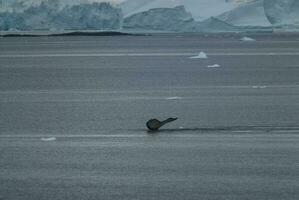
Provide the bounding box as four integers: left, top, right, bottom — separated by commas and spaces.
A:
0, 34, 299, 200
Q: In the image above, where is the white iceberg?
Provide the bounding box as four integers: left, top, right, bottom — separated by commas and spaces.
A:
189, 51, 208, 59
240, 36, 256, 41
166, 96, 183, 100
252, 86, 267, 89
206, 64, 221, 68
41, 137, 57, 141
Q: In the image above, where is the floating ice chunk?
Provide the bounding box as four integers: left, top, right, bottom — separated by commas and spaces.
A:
8, 28, 19, 32
50, 27, 59, 32
240, 37, 256, 42
166, 97, 183, 100
206, 64, 221, 68
252, 85, 267, 89
189, 51, 208, 59
41, 137, 57, 142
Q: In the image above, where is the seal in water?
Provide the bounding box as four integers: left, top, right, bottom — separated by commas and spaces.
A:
146, 118, 178, 131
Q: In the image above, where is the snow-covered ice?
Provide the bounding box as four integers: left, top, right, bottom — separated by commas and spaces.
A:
189, 51, 208, 59
41, 137, 57, 141
252, 86, 267, 89
206, 64, 221, 68
166, 97, 183, 100
240, 36, 256, 42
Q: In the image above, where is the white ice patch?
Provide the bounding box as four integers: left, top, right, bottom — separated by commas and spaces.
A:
41, 137, 57, 142
240, 37, 256, 42
166, 97, 183, 100
189, 51, 208, 59
252, 86, 267, 89
206, 64, 221, 68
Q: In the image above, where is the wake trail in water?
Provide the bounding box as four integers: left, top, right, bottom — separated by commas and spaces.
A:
0, 126, 298, 140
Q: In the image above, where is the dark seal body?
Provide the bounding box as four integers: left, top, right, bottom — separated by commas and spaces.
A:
146, 118, 178, 131
146, 119, 162, 131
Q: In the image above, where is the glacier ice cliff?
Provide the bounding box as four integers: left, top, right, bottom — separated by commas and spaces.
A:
190, 17, 240, 33
264, 0, 299, 26
0, 1, 122, 31
217, 0, 271, 26
123, 6, 193, 31
120, 0, 236, 21
1, 0, 299, 32
121, 0, 298, 30
123, 6, 239, 33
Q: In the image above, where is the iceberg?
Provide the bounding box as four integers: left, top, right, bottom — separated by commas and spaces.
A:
252, 86, 267, 89
240, 36, 256, 41
165, 97, 183, 100
206, 64, 221, 68
189, 51, 208, 59
41, 137, 57, 141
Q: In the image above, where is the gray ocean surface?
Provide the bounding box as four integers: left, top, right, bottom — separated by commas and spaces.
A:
0, 34, 299, 199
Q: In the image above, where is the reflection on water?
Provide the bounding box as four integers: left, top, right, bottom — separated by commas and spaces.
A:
145, 125, 299, 134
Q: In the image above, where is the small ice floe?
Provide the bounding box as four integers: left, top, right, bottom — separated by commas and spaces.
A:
9, 28, 19, 32
189, 51, 208, 59
206, 64, 221, 68
240, 37, 256, 42
252, 86, 267, 89
41, 137, 57, 142
165, 97, 183, 100
50, 27, 59, 32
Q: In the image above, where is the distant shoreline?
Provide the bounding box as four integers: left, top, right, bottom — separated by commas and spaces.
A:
0, 31, 142, 37
1, 31, 299, 40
